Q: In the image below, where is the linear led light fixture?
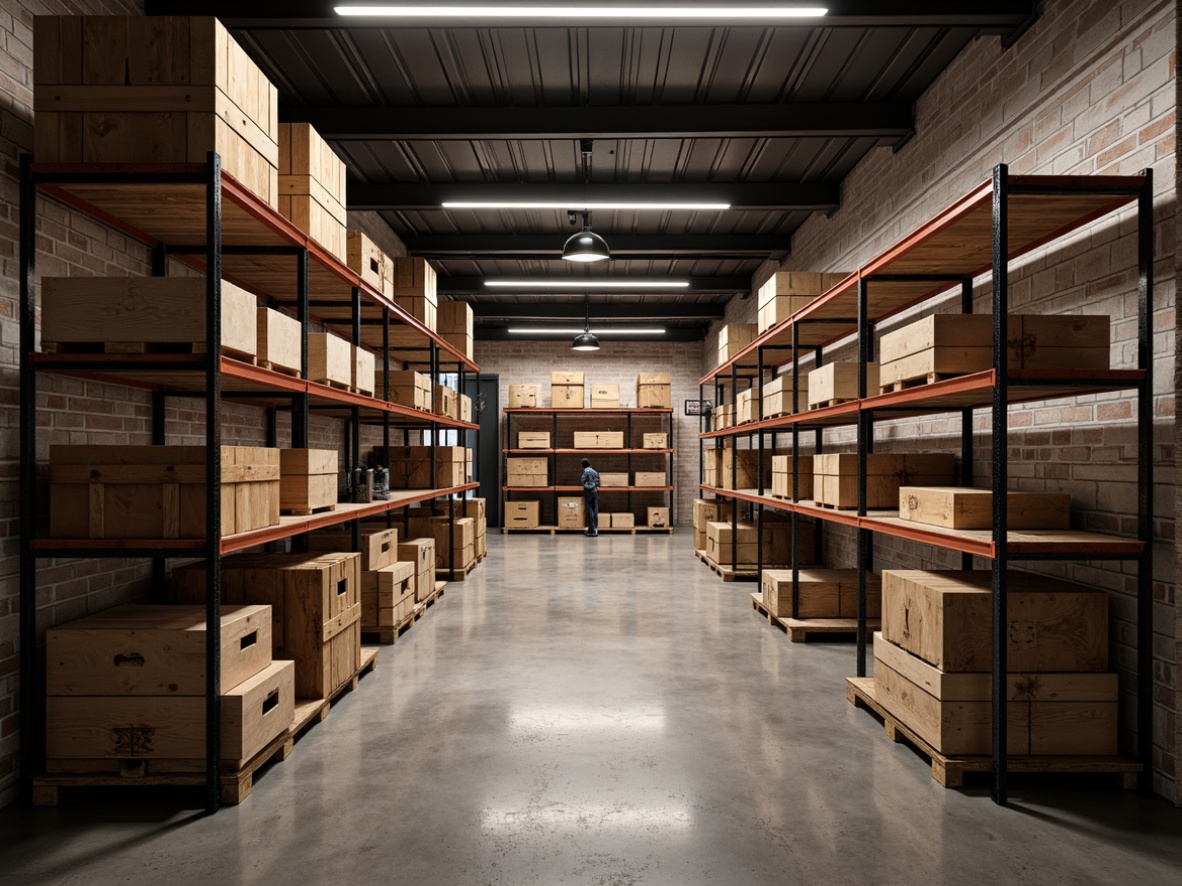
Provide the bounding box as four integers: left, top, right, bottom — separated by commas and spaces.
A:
485, 280, 690, 289
443, 202, 731, 211
336, 7, 827, 20
508, 327, 666, 335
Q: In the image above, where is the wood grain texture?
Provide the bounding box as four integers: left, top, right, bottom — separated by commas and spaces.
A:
898, 487, 1071, 530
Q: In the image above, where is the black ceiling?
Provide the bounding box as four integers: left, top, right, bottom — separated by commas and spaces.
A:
146, 2, 1038, 337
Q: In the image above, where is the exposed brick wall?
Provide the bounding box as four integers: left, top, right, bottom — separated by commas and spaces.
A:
473, 340, 705, 525
703, 0, 1178, 800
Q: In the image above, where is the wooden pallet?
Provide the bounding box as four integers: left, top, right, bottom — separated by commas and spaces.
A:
438, 559, 477, 581
813, 398, 857, 409
879, 372, 956, 394
846, 676, 1141, 790
32, 649, 379, 807
362, 608, 418, 645
701, 554, 757, 583
282, 504, 338, 517
259, 360, 301, 378
750, 594, 881, 642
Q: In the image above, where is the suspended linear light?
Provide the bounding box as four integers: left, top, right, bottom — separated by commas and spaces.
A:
508, 328, 667, 335
485, 280, 690, 289
443, 202, 731, 211
335, 7, 828, 20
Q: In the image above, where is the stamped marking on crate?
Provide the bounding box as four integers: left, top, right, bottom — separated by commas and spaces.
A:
845, 676, 1141, 790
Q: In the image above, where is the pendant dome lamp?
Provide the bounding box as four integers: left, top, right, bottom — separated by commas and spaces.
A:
572, 293, 600, 351
562, 139, 610, 263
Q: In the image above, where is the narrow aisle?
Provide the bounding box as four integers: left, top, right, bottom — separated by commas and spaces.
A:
1, 534, 1181, 886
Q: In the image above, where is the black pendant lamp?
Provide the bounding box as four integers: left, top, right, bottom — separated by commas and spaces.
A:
562, 140, 610, 263
572, 293, 600, 351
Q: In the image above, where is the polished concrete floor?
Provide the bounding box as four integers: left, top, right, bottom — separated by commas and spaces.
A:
2, 533, 1181, 885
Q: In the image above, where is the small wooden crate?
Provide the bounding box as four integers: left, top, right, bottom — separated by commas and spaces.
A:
278, 122, 347, 263
634, 471, 667, 487
47, 604, 272, 697
307, 526, 399, 572
573, 431, 624, 449
642, 433, 668, 449
34, 16, 279, 207
49, 445, 279, 539
434, 384, 458, 419
46, 659, 294, 771
308, 333, 352, 389
718, 323, 757, 363
762, 568, 881, 619
552, 384, 584, 407
390, 258, 438, 328
813, 453, 956, 510
352, 346, 376, 397
881, 570, 1109, 673
518, 432, 551, 449
361, 561, 415, 629
757, 272, 849, 333
388, 370, 432, 410
762, 374, 809, 418
508, 384, 539, 408
807, 362, 880, 408
770, 455, 814, 500
279, 448, 337, 515
256, 307, 302, 376
397, 539, 437, 602
873, 633, 1117, 756
647, 506, 670, 528
41, 277, 256, 359
408, 516, 475, 569
173, 552, 361, 700
346, 231, 390, 293
438, 300, 474, 360
590, 383, 621, 408
898, 487, 1071, 530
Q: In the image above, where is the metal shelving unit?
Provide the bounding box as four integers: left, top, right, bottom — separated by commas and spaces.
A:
502, 407, 675, 531
18, 155, 481, 812
698, 165, 1155, 805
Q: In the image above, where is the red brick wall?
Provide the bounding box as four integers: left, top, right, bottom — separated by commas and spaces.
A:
704, 0, 1178, 800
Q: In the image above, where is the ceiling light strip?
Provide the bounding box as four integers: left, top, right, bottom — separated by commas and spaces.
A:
336, 7, 827, 20
485, 280, 690, 289
509, 328, 666, 335
443, 202, 731, 211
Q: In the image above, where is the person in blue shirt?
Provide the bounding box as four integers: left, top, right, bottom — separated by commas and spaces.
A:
581, 458, 600, 537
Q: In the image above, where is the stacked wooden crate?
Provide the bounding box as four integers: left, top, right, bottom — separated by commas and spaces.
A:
813, 453, 957, 509
45, 605, 295, 773
438, 300, 475, 360
346, 231, 393, 294
278, 122, 347, 263
390, 257, 438, 331
308, 527, 413, 637
874, 570, 1117, 756
463, 498, 488, 559
756, 272, 849, 334
692, 499, 733, 551
705, 519, 815, 568
762, 375, 808, 419
397, 538, 437, 602
34, 15, 280, 208
552, 372, 585, 407
506, 456, 548, 488
279, 449, 338, 515
389, 445, 471, 489
407, 514, 476, 572
637, 373, 671, 408
717, 323, 757, 365
389, 370, 433, 411
770, 455, 814, 501
173, 552, 362, 701
762, 569, 881, 620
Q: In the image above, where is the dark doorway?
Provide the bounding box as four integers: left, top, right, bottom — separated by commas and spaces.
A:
466, 373, 500, 527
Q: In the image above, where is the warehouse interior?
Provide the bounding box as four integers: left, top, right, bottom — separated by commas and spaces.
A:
1, 1, 1181, 882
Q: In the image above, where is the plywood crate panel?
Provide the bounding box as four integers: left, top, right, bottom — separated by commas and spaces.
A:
256, 307, 301, 375
899, 487, 1071, 530
308, 333, 352, 389
279, 448, 338, 514
47, 604, 271, 697
505, 500, 541, 529
41, 277, 256, 358
807, 362, 880, 408
873, 634, 1117, 756
757, 272, 850, 333
308, 526, 399, 572
388, 370, 432, 410
508, 384, 540, 408
390, 446, 469, 489
49, 445, 280, 539
880, 570, 1109, 673
346, 230, 390, 293
352, 347, 376, 397
397, 539, 436, 601
573, 431, 624, 449
361, 561, 415, 628
34, 16, 279, 207
762, 568, 881, 619
770, 455, 815, 500
813, 453, 957, 509
46, 659, 295, 770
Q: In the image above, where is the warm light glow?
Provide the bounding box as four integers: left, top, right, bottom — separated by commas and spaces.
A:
486, 280, 690, 289
336, 6, 827, 20
443, 202, 731, 211
508, 328, 666, 335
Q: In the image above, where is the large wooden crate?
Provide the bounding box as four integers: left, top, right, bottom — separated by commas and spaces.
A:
718, 323, 757, 363
256, 307, 302, 375
770, 455, 814, 500
692, 499, 733, 550
173, 552, 362, 699
813, 452, 957, 510
397, 539, 437, 602
898, 487, 1071, 530
279, 448, 338, 515
408, 516, 475, 569
361, 561, 415, 629
308, 333, 352, 389
504, 501, 541, 530
873, 634, 1117, 756
46, 659, 294, 770
878, 314, 1110, 389
762, 569, 881, 619
762, 374, 809, 418
880, 570, 1109, 673
438, 300, 474, 360
807, 362, 880, 408
34, 16, 279, 208
278, 122, 347, 262
41, 277, 256, 359
757, 271, 849, 333
387, 370, 432, 410
390, 258, 438, 329
49, 445, 279, 539
346, 231, 392, 292
307, 526, 399, 572
637, 373, 671, 409
390, 446, 469, 489
706, 520, 815, 567
353, 346, 376, 397
47, 604, 272, 697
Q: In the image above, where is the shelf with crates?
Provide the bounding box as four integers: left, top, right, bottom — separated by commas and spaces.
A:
695, 167, 1155, 803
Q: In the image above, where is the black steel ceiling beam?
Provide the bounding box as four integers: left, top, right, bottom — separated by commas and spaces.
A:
405, 233, 786, 257
470, 303, 726, 321
439, 276, 749, 295
476, 326, 706, 343
146, 2, 1037, 31
349, 182, 837, 212
282, 103, 913, 141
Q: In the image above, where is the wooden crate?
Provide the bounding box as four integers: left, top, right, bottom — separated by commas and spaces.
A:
762, 374, 809, 418
438, 300, 474, 360
642, 433, 668, 449
736, 389, 755, 424
807, 362, 880, 408
353, 346, 376, 397
49, 445, 279, 539
873, 633, 1117, 756
408, 516, 475, 569
505, 457, 548, 488
899, 487, 1071, 530
346, 230, 390, 293
647, 506, 670, 528
590, 383, 620, 408
692, 499, 733, 550
813, 452, 957, 509
47, 604, 272, 697
553, 371, 585, 384
308, 333, 351, 389
504, 501, 541, 530
361, 561, 415, 628
46, 660, 294, 770
508, 384, 539, 408
757, 271, 849, 333
634, 471, 667, 487
878, 314, 1111, 389
41, 277, 256, 359
389, 445, 468, 489
881, 570, 1109, 673
390, 258, 438, 328
172, 552, 362, 699
256, 307, 301, 375
518, 432, 552, 449
558, 496, 585, 530
278, 122, 347, 262
397, 539, 437, 601
434, 384, 458, 419
707, 520, 813, 567
307, 526, 399, 572
770, 455, 814, 500
551, 384, 585, 408
718, 323, 757, 363
573, 431, 624, 449
34, 16, 279, 208
637, 381, 671, 409
719, 448, 766, 490
460, 394, 472, 423
388, 370, 432, 410
279, 448, 338, 515
762, 568, 881, 619
599, 472, 629, 487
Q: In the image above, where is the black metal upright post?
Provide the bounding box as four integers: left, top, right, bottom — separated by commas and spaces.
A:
203, 152, 224, 814
291, 248, 310, 554
756, 346, 765, 583
150, 390, 169, 601
1135, 167, 1155, 794
960, 278, 975, 571
698, 382, 705, 493
383, 314, 392, 528
855, 277, 871, 678
18, 154, 39, 806
351, 287, 362, 551
791, 324, 801, 620
990, 164, 1011, 806
729, 363, 738, 569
